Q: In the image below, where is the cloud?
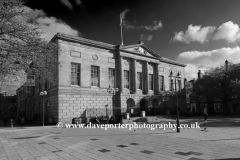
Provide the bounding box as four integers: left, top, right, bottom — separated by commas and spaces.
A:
177, 46, 240, 80
75, 0, 82, 5
60, 0, 73, 10
59, 0, 83, 10
141, 21, 162, 31
139, 34, 153, 41
26, 7, 80, 41
172, 24, 216, 44
213, 21, 240, 43
172, 21, 240, 44
120, 9, 162, 31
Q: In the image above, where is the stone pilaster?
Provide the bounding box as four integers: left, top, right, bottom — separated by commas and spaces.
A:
154, 63, 160, 94
132, 59, 137, 93
120, 56, 124, 92
143, 61, 149, 94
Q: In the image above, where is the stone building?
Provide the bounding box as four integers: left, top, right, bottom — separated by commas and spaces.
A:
17, 33, 187, 124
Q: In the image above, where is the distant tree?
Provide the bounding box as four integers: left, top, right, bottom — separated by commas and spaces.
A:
195, 62, 240, 114
0, 0, 58, 89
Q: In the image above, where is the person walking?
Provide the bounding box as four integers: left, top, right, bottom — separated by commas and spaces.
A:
203, 107, 208, 130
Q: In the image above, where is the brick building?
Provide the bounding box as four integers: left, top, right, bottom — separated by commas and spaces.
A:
17, 33, 187, 124
187, 63, 240, 116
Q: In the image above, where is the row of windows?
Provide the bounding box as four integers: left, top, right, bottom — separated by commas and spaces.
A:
71, 63, 181, 91
169, 79, 182, 92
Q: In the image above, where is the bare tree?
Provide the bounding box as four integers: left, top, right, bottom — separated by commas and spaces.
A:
0, 0, 58, 89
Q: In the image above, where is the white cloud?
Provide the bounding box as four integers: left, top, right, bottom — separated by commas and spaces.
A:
177, 46, 240, 80
120, 9, 162, 31
37, 17, 79, 41
139, 34, 153, 41
142, 21, 162, 31
172, 24, 216, 44
213, 21, 240, 43
172, 21, 240, 44
60, 0, 73, 10
26, 7, 80, 41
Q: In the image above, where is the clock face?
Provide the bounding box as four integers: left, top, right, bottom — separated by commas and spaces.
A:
138, 47, 144, 53
134, 47, 147, 54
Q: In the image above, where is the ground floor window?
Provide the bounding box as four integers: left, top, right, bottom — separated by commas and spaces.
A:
214, 103, 223, 112
190, 103, 196, 112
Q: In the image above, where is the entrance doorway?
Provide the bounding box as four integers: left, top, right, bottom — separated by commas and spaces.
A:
127, 98, 135, 113
140, 99, 148, 112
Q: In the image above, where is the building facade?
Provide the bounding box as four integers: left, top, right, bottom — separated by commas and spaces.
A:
17, 33, 187, 124
188, 68, 240, 116
0, 92, 17, 119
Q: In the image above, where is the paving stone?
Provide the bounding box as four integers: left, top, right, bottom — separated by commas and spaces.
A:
98, 149, 110, 153
116, 145, 128, 148
140, 150, 155, 154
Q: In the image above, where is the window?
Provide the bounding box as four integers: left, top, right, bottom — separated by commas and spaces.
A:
169, 79, 174, 91
38, 76, 41, 92
32, 86, 35, 95
199, 95, 206, 102
124, 70, 129, 88
137, 72, 142, 89
45, 80, 47, 90
149, 74, 153, 90
108, 68, 115, 87
48, 81, 51, 90
176, 80, 181, 92
159, 75, 164, 91
214, 97, 222, 101
71, 63, 81, 86
214, 103, 223, 112
190, 103, 196, 112
91, 66, 99, 87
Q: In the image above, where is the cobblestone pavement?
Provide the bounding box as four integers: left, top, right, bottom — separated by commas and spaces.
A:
0, 118, 240, 160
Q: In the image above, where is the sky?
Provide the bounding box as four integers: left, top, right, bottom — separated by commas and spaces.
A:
2, 0, 240, 94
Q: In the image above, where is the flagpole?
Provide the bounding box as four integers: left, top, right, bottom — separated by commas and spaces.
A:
120, 14, 123, 45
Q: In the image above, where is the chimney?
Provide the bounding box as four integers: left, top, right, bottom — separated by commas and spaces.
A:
197, 70, 201, 79
225, 60, 228, 71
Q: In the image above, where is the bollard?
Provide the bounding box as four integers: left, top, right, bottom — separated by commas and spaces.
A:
11, 119, 13, 128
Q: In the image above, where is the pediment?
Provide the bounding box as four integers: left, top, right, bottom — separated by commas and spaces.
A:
121, 44, 160, 59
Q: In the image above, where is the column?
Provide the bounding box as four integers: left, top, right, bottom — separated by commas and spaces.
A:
118, 56, 124, 92
132, 59, 137, 93
115, 48, 123, 92
143, 61, 149, 94
154, 63, 160, 94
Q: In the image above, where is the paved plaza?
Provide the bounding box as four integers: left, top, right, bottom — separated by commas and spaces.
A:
0, 117, 240, 160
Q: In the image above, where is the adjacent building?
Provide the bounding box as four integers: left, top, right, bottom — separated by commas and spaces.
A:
17, 33, 187, 124
0, 92, 17, 119
187, 61, 240, 116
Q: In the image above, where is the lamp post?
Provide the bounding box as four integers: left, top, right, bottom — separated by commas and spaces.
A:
107, 85, 119, 120
169, 71, 182, 133
40, 91, 47, 126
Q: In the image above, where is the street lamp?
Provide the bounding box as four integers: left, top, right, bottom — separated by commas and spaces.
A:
40, 91, 47, 126
107, 85, 119, 121
169, 71, 182, 133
